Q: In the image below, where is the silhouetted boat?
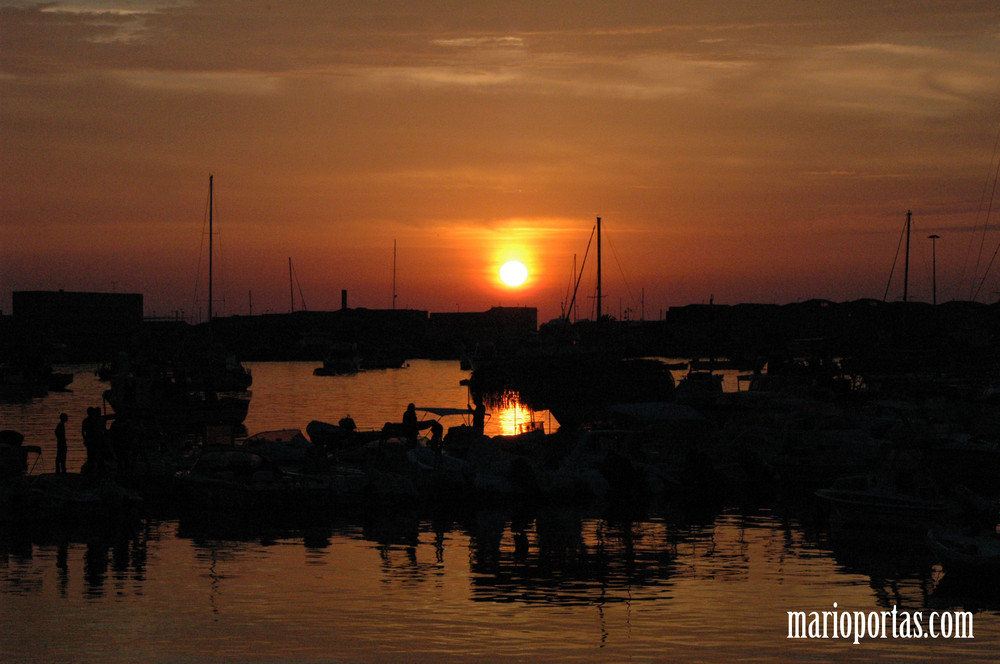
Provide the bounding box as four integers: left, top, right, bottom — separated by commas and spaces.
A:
174, 446, 350, 513
470, 354, 677, 430
815, 473, 959, 530
239, 429, 316, 466
103, 362, 251, 428
173, 335, 252, 392
27, 472, 143, 521
675, 369, 724, 405
0, 365, 47, 400
175, 446, 331, 514
102, 177, 252, 429
1, 430, 41, 521
0, 363, 72, 399
314, 342, 362, 375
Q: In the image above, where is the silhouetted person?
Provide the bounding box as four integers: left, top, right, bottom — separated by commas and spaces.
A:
338, 415, 357, 433
54, 413, 68, 474
473, 399, 486, 435
428, 420, 444, 468
82, 407, 107, 474
402, 403, 418, 445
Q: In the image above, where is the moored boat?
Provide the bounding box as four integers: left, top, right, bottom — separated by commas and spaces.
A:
173, 446, 356, 513
815, 473, 959, 531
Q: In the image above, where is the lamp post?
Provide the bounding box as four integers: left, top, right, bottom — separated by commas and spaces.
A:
928, 234, 940, 305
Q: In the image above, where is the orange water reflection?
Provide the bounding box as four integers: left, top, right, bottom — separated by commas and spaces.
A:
490, 401, 554, 437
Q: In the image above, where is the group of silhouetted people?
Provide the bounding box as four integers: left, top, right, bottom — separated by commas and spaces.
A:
54, 406, 136, 475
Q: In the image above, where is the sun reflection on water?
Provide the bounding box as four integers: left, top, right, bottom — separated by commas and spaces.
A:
490, 401, 551, 437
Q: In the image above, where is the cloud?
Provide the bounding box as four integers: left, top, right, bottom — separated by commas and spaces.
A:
432, 36, 525, 49
110, 69, 283, 95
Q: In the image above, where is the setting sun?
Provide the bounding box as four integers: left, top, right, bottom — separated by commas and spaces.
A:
499, 261, 528, 287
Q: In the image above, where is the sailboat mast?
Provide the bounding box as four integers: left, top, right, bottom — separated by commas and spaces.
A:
596, 216, 602, 320
392, 239, 397, 311
208, 174, 214, 323
903, 210, 911, 303
289, 257, 294, 313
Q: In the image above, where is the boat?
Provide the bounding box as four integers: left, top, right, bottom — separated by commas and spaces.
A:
239, 429, 317, 466
101, 177, 252, 430
922, 433, 1000, 497
926, 526, 1000, 590
306, 419, 383, 451
675, 369, 724, 405
0, 362, 71, 400
815, 472, 959, 531
314, 342, 362, 375
468, 219, 677, 430
172, 336, 252, 392
173, 446, 345, 513
103, 368, 251, 428
764, 408, 885, 490
27, 472, 143, 522
0, 364, 47, 400
1, 430, 42, 522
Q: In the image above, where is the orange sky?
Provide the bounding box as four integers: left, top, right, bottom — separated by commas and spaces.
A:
3, 1, 1000, 323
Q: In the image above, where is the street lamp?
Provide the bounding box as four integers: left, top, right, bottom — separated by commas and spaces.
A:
928, 234, 940, 305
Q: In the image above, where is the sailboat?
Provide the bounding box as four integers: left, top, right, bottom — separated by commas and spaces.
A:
468, 217, 676, 430
103, 176, 252, 429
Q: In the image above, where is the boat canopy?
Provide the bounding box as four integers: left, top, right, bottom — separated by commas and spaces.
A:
416, 407, 476, 417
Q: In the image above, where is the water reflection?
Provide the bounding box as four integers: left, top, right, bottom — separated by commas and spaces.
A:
491, 402, 552, 437
3, 508, 1000, 663
467, 507, 679, 606
2, 508, 991, 608
0, 519, 152, 598
817, 528, 936, 610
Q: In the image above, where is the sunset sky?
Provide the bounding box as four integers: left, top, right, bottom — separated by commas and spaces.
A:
3, 1, 1000, 323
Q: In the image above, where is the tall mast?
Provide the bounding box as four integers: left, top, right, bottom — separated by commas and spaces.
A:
392, 239, 397, 310
903, 210, 911, 303
208, 174, 214, 323
596, 216, 602, 320
289, 257, 294, 313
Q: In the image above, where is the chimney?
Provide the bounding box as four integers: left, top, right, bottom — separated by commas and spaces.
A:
341, 289, 348, 310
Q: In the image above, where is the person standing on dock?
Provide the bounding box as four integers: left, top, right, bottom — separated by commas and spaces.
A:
54, 413, 68, 473
402, 403, 418, 445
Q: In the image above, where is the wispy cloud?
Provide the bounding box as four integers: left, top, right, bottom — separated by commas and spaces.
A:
110, 69, 283, 95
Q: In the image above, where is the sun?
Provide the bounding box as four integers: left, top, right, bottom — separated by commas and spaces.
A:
499, 260, 528, 287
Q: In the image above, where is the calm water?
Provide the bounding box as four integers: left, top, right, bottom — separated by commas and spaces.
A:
2, 361, 999, 663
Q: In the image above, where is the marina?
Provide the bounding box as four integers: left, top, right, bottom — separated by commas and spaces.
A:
2, 360, 999, 662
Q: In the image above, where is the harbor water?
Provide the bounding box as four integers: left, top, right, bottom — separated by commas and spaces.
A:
2, 361, 999, 662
